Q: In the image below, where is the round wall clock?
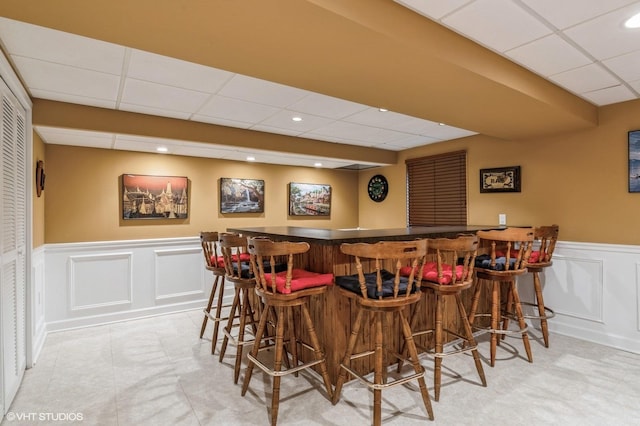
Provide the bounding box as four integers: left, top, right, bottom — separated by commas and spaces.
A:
367, 174, 389, 202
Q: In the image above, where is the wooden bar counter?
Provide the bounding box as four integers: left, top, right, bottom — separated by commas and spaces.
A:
228, 226, 495, 384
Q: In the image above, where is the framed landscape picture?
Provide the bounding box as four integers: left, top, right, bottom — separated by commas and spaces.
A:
122, 174, 188, 219
629, 130, 640, 192
288, 182, 331, 216
220, 178, 265, 213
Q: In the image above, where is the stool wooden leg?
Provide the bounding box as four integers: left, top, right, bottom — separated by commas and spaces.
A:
332, 308, 365, 405
271, 306, 286, 426
210, 277, 225, 354
300, 303, 333, 399
373, 312, 383, 426
533, 271, 550, 347
220, 288, 241, 362
455, 293, 487, 388
241, 304, 270, 397
287, 307, 299, 377
510, 282, 533, 363
233, 287, 251, 384
398, 309, 434, 421
490, 281, 501, 367
467, 278, 483, 328
201, 274, 219, 338
501, 285, 513, 340
434, 293, 444, 401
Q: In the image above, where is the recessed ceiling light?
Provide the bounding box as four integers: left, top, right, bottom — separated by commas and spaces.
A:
625, 12, 640, 28
246, 156, 255, 162
438, 122, 445, 126
378, 108, 388, 112
292, 116, 303, 122
314, 162, 323, 168
156, 146, 168, 153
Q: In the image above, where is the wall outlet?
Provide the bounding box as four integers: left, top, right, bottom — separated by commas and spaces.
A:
498, 213, 507, 226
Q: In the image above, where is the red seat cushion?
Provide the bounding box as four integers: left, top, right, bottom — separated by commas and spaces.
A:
264, 269, 334, 294
400, 262, 464, 285
212, 253, 251, 268
505, 250, 540, 263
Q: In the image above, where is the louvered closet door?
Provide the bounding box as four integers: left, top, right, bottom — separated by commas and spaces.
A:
0, 79, 27, 413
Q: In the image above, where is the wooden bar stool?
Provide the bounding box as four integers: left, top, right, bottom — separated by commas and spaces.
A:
468, 227, 535, 366
242, 237, 334, 426
510, 225, 559, 348
332, 239, 434, 426
404, 235, 486, 401
219, 233, 260, 384
199, 231, 229, 355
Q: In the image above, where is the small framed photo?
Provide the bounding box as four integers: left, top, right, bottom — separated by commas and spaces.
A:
480, 166, 521, 193
122, 174, 189, 219
629, 130, 640, 193
289, 182, 331, 216
220, 178, 265, 213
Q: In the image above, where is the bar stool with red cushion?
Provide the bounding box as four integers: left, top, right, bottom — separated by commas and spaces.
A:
332, 239, 434, 426
241, 237, 334, 426
218, 232, 262, 384
510, 224, 559, 348
402, 234, 486, 401
468, 227, 535, 367
199, 231, 229, 355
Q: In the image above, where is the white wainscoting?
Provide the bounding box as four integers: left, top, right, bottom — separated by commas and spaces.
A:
37, 238, 640, 355
519, 240, 640, 354
42, 237, 230, 333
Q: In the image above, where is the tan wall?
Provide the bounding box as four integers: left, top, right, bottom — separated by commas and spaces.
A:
44, 145, 359, 243
359, 99, 640, 245
42, 99, 640, 245
32, 131, 46, 247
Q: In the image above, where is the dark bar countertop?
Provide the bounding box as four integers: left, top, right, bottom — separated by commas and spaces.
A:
227, 225, 497, 245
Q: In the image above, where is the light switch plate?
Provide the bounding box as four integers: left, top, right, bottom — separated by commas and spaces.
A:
498, 214, 506, 225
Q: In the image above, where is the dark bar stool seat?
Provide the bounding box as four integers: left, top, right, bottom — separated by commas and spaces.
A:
332, 239, 434, 426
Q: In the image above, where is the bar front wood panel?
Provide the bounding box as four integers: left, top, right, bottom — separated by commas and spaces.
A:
230, 226, 494, 383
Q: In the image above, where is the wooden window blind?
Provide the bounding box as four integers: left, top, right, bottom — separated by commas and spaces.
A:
406, 151, 467, 226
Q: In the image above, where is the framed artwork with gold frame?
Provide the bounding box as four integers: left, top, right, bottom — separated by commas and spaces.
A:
480, 166, 521, 193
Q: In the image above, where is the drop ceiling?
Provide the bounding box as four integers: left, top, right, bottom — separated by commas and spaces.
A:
1, 0, 639, 169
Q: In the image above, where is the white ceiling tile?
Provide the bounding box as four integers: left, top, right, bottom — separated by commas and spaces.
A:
345, 108, 415, 129
287, 93, 369, 119
127, 49, 234, 93
550, 63, 620, 94
0, 17, 125, 75
120, 78, 210, 112
581, 84, 637, 105
602, 50, 640, 82
506, 34, 592, 76
394, 0, 472, 20
29, 89, 117, 109
12, 56, 120, 100
564, 3, 640, 60
257, 110, 335, 133
629, 78, 640, 92
118, 102, 192, 120
442, 0, 553, 52
197, 96, 280, 123
382, 134, 441, 149
218, 74, 308, 107
521, 0, 638, 30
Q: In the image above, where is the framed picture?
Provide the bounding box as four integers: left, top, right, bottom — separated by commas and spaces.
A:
220, 178, 265, 213
629, 130, 640, 192
122, 174, 189, 219
480, 166, 521, 193
289, 182, 331, 216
